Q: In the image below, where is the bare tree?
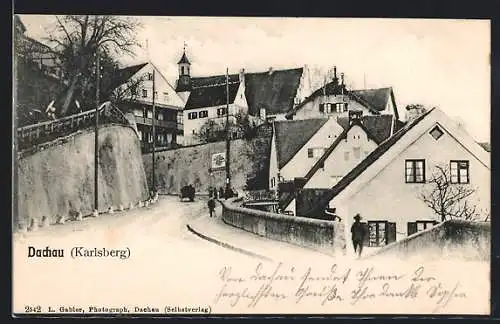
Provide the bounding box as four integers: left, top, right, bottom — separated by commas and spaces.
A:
46, 15, 141, 116
107, 74, 145, 105
419, 165, 481, 221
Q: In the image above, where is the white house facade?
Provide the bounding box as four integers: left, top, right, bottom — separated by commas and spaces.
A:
112, 61, 185, 150
282, 112, 400, 214
285, 68, 400, 123
315, 108, 490, 251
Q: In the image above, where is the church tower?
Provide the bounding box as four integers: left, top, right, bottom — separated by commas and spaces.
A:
176, 46, 191, 92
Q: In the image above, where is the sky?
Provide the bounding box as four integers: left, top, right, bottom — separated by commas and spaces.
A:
19, 15, 490, 142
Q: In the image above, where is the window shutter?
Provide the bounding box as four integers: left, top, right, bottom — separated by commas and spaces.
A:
407, 222, 417, 236
343, 103, 348, 112
319, 103, 325, 113
387, 222, 396, 244
362, 222, 370, 247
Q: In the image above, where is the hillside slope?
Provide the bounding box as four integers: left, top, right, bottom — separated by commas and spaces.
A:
16, 125, 149, 229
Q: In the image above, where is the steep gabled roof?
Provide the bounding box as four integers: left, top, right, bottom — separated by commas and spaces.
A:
285, 83, 398, 119
191, 74, 240, 89
274, 118, 329, 169
302, 109, 435, 216
337, 114, 394, 144
184, 82, 240, 110
175, 67, 303, 114
350, 87, 392, 112
110, 62, 148, 90
244, 68, 303, 116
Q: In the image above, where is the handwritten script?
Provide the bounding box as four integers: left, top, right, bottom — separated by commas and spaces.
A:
213, 263, 467, 313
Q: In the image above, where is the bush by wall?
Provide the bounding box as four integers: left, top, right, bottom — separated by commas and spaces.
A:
368, 220, 490, 261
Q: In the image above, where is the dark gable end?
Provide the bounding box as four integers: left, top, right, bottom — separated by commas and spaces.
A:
300, 108, 435, 217
184, 82, 240, 110
337, 115, 394, 144
350, 87, 392, 112
274, 118, 329, 169
245, 68, 303, 116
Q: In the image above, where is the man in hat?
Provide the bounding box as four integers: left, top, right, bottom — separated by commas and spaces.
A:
351, 214, 366, 258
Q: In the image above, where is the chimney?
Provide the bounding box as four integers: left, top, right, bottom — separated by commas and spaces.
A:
348, 110, 363, 125
268, 67, 273, 75
340, 72, 345, 86
239, 68, 245, 87
334, 66, 337, 79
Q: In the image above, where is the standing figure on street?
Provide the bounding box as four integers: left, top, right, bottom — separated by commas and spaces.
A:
208, 198, 216, 218
351, 214, 366, 258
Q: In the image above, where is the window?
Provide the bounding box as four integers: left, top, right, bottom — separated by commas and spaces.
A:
336, 103, 343, 113
430, 126, 444, 140
450, 160, 469, 184
157, 113, 164, 121
367, 221, 397, 247
343, 103, 348, 112
146, 110, 153, 119
188, 112, 198, 120
344, 151, 350, 161
138, 130, 143, 140
271, 177, 276, 188
142, 89, 148, 98
319, 103, 325, 113
146, 72, 153, 81
154, 91, 158, 99
326, 103, 332, 114
181, 66, 185, 75
308, 148, 325, 158
217, 107, 227, 117
163, 92, 169, 102
199, 110, 208, 118
353, 147, 361, 159
133, 109, 143, 117
405, 159, 425, 183
408, 221, 438, 236
131, 88, 138, 96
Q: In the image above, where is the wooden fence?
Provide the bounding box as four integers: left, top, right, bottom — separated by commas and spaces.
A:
17, 102, 130, 152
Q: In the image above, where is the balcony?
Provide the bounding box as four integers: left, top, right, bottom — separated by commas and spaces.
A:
134, 116, 177, 129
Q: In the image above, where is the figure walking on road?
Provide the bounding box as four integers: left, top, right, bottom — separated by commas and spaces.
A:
208, 198, 216, 218
351, 213, 366, 258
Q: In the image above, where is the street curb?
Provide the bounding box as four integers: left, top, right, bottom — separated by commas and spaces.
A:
186, 224, 273, 262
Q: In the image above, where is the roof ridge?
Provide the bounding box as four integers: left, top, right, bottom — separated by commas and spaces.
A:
192, 81, 240, 89
352, 86, 392, 92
